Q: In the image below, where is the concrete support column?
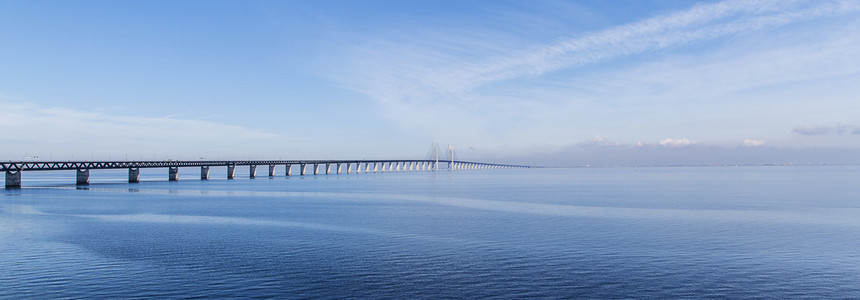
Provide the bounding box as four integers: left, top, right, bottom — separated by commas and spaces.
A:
300, 163, 307, 176
5, 170, 21, 188
372, 162, 378, 173
76, 169, 90, 185
169, 167, 179, 181
249, 165, 257, 179
388, 162, 394, 172
313, 164, 320, 175
129, 168, 140, 183
227, 164, 236, 179
409, 162, 414, 171
346, 163, 352, 174
201, 166, 210, 180
326, 164, 331, 175
365, 163, 371, 173
337, 163, 342, 174
285, 164, 292, 176
395, 162, 401, 171
269, 165, 276, 177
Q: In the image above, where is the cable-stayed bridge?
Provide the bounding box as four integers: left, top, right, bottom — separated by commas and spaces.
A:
2, 158, 529, 188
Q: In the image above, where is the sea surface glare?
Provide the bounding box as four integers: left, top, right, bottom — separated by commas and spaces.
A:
2, 166, 859, 298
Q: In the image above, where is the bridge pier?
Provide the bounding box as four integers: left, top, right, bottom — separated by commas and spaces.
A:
372, 162, 378, 173
169, 167, 179, 181
346, 163, 352, 174
5, 170, 21, 188
129, 168, 140, 183
300, 163, 307, 176
249, 165, 257, 179
285, 164, 292, 176
201, 166, 210, 180
365, 163, 371, 173
76, 169, 90, 185
395, 162, 400, 171
269, 165, 276, 177
326, 163, 331, 175
227, 164, 236, 179
337, 163, 342, 174
313, 164, 320, 175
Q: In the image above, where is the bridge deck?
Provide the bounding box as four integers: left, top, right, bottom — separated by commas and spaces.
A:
2, 160, 529, 172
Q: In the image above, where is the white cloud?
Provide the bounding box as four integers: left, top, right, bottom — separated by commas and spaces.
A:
743, 139, 767, 147
659, 138, 697, 147
579, 135, 622, 147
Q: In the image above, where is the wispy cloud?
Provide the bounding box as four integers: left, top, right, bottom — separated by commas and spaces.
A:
0, 101, 286, 160
793, 125, 833, 135
326, 0, 860, 156
436, 0, 860, 93
837, 122, 859, 134
792, 123, 860, 136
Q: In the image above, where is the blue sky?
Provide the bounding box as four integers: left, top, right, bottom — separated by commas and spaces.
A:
2, 0, 859, 165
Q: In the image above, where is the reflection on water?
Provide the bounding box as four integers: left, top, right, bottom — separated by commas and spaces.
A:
2, 167, 860, 298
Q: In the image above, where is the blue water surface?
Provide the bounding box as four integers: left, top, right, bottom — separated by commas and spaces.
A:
2, 166, 859, 298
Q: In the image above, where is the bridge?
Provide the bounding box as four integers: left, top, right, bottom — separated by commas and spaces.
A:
2, 159, 529, 188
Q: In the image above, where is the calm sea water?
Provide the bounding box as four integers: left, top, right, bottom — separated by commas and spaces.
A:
2, 166, 859, 298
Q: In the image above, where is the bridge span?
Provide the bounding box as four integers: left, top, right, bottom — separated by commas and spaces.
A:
2, 159, 529, 188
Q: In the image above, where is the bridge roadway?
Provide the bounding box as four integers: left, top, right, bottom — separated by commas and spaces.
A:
2, 160, 529, 188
